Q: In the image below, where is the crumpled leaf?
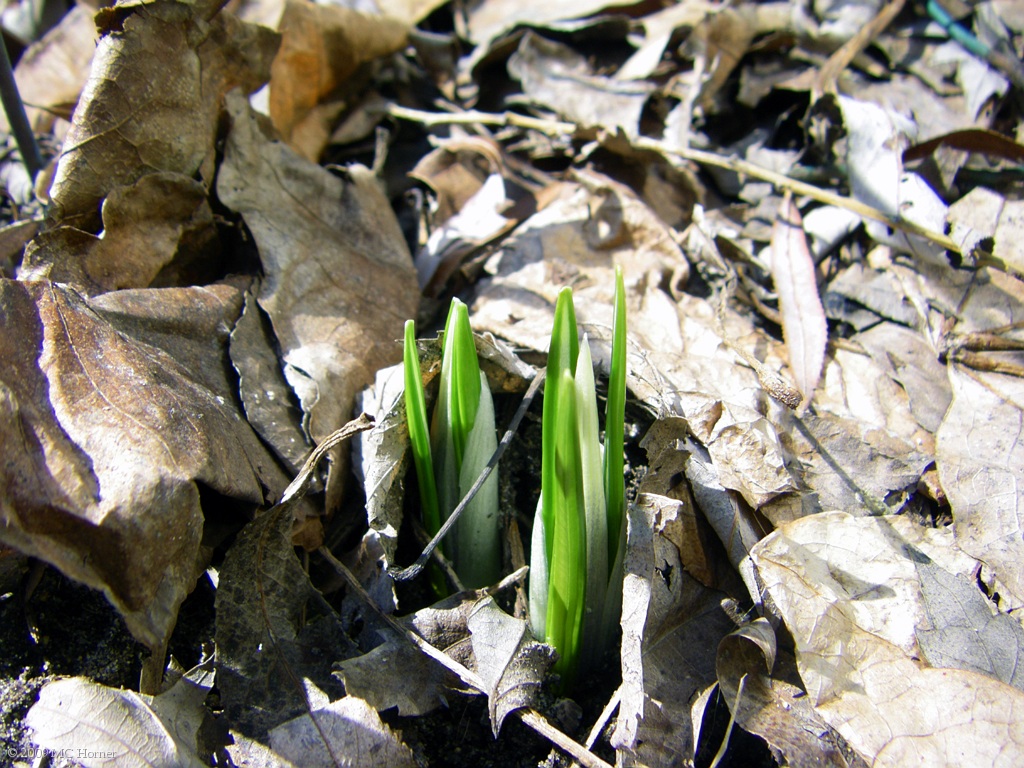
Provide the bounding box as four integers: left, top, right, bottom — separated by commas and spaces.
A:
467, 597, 555, 736
716, 619, 852, 768
229, 289, 310, 475
916, 560, 1024, 691
770, 195, 826, 407
27, 662, 215, 768
22, 172, 219, 295
215, 504, 357, 738
334, 637, 452, 716
269, 694, 416, 768
508, 32, 653, 139
612, 494, 736, 765
217, 89, 417, 511
937, 367, 1024, 609
750, 511, 1024, 766
48, 0, 279, 227
0, 279, 285, 652
268, 0, 408, 160
0, 4, 97, 134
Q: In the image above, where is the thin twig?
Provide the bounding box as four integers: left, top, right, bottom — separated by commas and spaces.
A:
318, 547, 613, 768
0, 39, 42, 180
391, 368, 546, 582
386, 102, 969, 259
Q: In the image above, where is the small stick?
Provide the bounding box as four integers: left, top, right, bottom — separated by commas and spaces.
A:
0, 40, 42, 180
386, 103, 968, 260
391, 368, 546, 582
319, 547, 613, 768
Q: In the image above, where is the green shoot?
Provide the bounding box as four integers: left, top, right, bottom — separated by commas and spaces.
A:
530, 272, 628, 685
404, 299, 501, 592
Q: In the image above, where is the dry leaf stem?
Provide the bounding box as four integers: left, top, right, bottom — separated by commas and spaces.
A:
319, 547, 613, 768
386, 103, 964, 258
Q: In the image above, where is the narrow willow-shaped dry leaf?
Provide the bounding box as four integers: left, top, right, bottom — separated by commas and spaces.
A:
750, 512, 1024, 766
771, 194, 826, 407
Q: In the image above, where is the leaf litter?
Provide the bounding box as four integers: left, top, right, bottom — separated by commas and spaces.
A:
1, 0, 1024, 766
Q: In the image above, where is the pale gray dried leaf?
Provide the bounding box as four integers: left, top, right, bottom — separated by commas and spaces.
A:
334, 638, 451, 716
225, 732, 300, 768
49, 0, 279, 226
467, 597, 555, 736
269, 695, 416, 768
215, 506, 356, 738
937, 367, 1024, 608
770, 195, 826, 407
855, 323, 951, 434
0, 280, 285, 652
612, 495, 735, 766
229, 290, 310, 475
508, 32, 653, 139
948, 187, 1024, 279
684, 439, 767, 573
749, 512, 1023, 766
917, 561, 1024, 691
825, 262, 920, 328
779, 409, 932, 518
716, 619, 853, 768
28, 670, 213, 768
217, 89, 417, 510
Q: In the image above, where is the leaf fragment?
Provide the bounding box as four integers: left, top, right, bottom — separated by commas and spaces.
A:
771, 194, 827, 407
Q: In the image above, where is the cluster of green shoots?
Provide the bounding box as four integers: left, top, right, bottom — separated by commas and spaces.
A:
529, 267, 627, 683
403, 299, 501, 591
403, 268, 627, 682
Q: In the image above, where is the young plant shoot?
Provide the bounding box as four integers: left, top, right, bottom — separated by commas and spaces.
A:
530, 267, 628, 683
404, 299, 501, 591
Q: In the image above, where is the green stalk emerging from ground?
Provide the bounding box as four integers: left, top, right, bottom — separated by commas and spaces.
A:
530, 267, 628, 683
404, 299, 501, 591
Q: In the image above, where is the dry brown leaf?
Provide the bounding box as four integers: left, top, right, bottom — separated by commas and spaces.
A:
47, 0, 279, 227
716, 619, 852, 768
1, 4, 97, 134
771, 194, 826, 407
217, 89, 417, 511
508, 32, 654, 139
22, 172, 219, 295
612, 494, 736, 766
750, 511, 1024, 767
0, 279, 286, 653
269, 0, 408, 160
269, 695, 416, 768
